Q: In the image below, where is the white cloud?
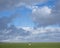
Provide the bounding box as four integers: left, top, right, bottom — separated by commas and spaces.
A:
32, 6, 52, 26
0, 26, 60, 42
32, 6, 51, 16
16, 0, 47, 7
0, 0, 60, 42
21, 27, 33, 31
31, 0, 60, 27
30, 27, 60, 35
0, 0, 47, 11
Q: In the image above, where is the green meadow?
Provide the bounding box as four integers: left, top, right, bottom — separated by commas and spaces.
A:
0, 42, 60, 48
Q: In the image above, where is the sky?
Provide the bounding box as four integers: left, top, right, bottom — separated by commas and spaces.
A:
0, 0, 60, 42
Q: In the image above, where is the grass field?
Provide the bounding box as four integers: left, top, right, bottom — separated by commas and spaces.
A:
0, 42, 60, 48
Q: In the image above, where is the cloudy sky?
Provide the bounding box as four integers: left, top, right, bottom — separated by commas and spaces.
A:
0, 0, 60, 42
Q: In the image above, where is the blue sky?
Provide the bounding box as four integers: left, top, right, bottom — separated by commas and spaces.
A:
0, 5, 34, 27
0, 0, 55, 27
0, 0, 60, 42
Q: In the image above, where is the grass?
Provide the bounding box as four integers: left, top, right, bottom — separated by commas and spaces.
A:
0, 42, 60, 48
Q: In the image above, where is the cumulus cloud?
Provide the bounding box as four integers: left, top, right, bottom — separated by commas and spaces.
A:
28, 27, 60, 42
0, 0, 60, 42
32, 6, 52, 27
0, 16, 12, 30
31, 0, 60, 27
0, 14, 31, 42
0, 26, 60, 42
0, 25, 31, 42
0, 13, 20, 31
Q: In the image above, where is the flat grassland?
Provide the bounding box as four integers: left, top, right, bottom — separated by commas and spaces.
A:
0, 42, 60, 48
